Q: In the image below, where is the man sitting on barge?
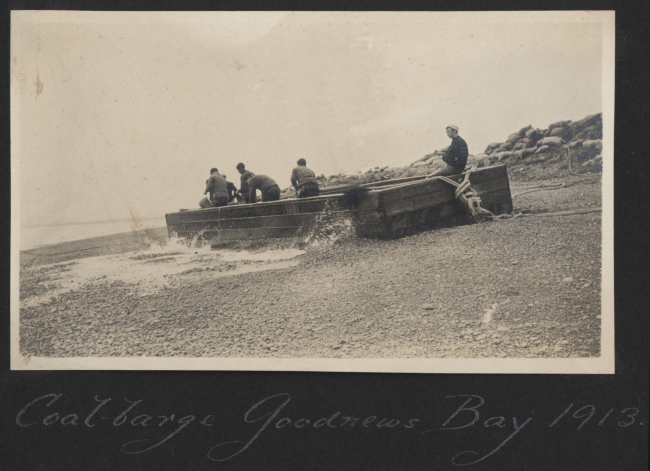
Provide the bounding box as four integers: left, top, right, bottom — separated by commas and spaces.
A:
431, 125, 469, 176
291, 158, 320, 198
204, 168, 229, 207
247, 174, 281, 203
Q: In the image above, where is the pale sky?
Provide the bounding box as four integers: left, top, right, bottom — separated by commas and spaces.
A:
12, 11, 609, 226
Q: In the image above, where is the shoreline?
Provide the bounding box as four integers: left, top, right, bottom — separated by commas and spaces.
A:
17, 173, 603, 361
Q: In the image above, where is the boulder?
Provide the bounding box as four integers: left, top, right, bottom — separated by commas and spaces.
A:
581, 139, 602, 149
496, 151, 514, 161
522, 147, 537, 157
569, 139, 584, 148
497, 141, 515, 151
484, 142, 502, 153
586, 129, 603, 140
518, 124, 533, 136
582, 124, 600, 135
549, 120, 571, 130
506, 133, 521, 143
537, 136, 565, 147
572, 113, 602, 135
535, 145, 551, 154
550, 126, 568, 138
572, 131, 587, 142
512, 142, 527, 151
594, 155, 603, 169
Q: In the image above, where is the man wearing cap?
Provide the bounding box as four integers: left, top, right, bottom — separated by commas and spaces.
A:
291, 158, 320, 198
247, 174, 282, 203
204, 168, 229, 207
432, 125, 469, 176
236, 163, 255, 203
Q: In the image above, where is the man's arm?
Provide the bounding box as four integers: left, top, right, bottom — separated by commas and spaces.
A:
204, 178, 212, 195
291, 169, 299, 190
445, 140, 460, 167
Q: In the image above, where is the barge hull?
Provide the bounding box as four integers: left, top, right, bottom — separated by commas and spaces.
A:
165, 165, 512, 241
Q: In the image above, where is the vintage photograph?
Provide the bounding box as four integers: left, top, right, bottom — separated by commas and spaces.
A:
11, 11, 614, 372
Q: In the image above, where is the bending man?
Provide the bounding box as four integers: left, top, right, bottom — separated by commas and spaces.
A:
291, 158, 320, 198
248, 174, 281, 203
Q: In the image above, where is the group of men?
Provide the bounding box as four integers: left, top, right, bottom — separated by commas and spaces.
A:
203, 159, 320, 207
203, 125, 467, 208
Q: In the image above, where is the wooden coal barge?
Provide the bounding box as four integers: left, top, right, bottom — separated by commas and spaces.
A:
165, 165, 513, 242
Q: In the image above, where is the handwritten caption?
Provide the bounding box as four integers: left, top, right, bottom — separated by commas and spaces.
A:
14, 393, 642, 466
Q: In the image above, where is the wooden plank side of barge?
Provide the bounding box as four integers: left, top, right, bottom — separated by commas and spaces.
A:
379, 166, 508, 207
386, 204, 463, 233
382, 185, 455, 218
168, 208, 364, 228
166, 201, 324, 223
380, 167, 511, 219
168, 209, 380, 233
165, 194, 354, 224
385, 185, 511, 218
173, 226, 315, 240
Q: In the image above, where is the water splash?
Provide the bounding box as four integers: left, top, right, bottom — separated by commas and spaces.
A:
300, 200, 356, 247
21, 238, 305, 308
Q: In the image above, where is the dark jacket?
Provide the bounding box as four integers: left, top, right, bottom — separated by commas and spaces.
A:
248, 174, 279, 201
239, 170, 255, 193
444, 136, 469, 170
205, 173, 229, 199
291, 166, 318, 189
226, 181, 237, 201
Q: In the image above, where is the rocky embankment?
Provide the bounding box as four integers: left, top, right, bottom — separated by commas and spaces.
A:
279, 112, 603, 198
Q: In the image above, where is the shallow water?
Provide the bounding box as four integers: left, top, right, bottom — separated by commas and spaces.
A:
21, 237, 306, 308
21, 219, 167, 250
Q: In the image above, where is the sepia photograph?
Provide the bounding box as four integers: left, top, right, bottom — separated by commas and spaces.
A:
11, 10, 614, 372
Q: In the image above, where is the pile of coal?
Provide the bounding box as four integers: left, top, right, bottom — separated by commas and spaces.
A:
477, 113, 603, 171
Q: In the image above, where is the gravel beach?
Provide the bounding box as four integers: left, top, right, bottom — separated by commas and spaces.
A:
19, 172, 602, 360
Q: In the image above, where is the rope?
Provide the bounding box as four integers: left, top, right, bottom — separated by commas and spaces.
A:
514, 208, 601, 218
436, 166, 496, 222
435, 166, 601, 223
512, 183, 566, 198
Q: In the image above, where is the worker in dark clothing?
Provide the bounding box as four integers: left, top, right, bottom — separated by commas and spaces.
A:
431, 125, 469, 176
221, 174, 238, 203
291, 158, 319, 198
248, 174, 281, 203
204, 168, 229, 207
236, 163, 255, 204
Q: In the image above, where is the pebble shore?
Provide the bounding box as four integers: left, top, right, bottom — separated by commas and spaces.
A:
19, 173, 602, 360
